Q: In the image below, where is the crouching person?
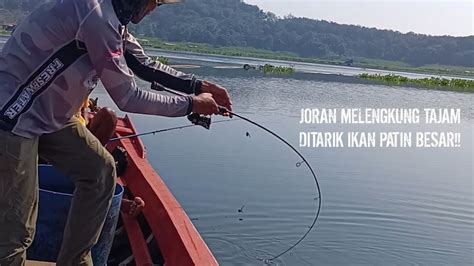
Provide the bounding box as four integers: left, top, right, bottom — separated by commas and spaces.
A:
0, 0, 232, 264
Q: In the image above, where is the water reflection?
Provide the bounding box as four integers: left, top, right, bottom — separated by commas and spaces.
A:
91, 57, 473, 265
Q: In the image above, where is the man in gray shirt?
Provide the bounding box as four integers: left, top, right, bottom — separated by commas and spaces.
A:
0, 0, 232, 264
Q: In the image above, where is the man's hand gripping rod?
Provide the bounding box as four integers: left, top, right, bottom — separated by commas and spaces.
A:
151, 82, 224, 129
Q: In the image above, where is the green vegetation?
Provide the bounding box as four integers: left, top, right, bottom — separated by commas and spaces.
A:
2, 0, 472, 70
132, 0, 473, 69
153, 56, 170, 65
0, 29, 10, 36
359, 73, 474, 92
243, 63, 295, 74
261, 64, 295, 74
142, 37, 474, 77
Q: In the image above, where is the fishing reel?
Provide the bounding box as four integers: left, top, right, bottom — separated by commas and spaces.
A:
187, 113, 211, 129
187, 106, 229, 129
151, 82, 228, 130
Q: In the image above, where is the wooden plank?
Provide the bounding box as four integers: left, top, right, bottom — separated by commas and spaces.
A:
115, 127, 134, 135
121, 212, 154, 265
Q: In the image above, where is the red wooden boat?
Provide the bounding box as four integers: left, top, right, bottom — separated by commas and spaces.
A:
104, 115, 218, 265
27, 114, 216, 265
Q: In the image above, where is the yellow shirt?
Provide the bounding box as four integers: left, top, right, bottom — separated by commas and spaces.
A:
76, 98, 90, 126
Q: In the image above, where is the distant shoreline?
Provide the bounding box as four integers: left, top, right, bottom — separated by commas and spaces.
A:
1, 32, 472, 79
1, 33, 472, 93
137, 36, 474, 79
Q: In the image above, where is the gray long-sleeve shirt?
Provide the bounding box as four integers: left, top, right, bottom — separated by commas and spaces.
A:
0, 0, 199, 138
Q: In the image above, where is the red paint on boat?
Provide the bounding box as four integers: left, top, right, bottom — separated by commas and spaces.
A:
121, 212, 154, 265
109, 115, 218, 265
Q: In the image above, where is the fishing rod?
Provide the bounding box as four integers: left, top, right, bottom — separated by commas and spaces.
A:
219, 107, 322, 262
108, 119, 235, 142
150, 82, 322, 262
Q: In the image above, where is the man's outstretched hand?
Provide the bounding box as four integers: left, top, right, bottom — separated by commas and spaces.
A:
200, 80, 233, 116
192, 93, 219, 116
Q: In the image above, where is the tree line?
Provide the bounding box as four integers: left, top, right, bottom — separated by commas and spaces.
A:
1, 0, 472, 67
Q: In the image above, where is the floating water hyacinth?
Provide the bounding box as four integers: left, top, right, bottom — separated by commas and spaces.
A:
244, 64, 295, 75
359, 73, 474, 92
261, 64, 295, 74
151, 55, 170, 65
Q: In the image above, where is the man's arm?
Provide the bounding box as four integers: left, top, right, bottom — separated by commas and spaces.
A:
123, 32, 233, 113
78, 7, 193, 117
124, 33, 202, 95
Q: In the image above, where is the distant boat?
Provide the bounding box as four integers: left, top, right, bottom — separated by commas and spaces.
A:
344, 59, 354, 66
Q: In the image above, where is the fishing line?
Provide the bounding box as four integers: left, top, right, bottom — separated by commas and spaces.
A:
223, 108, 322, 262
150, 82, 322, 262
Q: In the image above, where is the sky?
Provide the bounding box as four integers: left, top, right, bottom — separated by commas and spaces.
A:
244, 0, 473, 37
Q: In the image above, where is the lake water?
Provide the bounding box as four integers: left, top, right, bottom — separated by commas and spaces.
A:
1, 33, 470, 264
89, 51, 473, 265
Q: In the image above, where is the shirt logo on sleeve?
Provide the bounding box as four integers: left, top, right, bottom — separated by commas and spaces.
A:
4, 59, 64, 119
0, 40, 88, 129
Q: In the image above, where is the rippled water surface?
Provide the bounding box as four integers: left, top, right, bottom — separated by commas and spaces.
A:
0, 33, 471, 265
88, 53, 474, 265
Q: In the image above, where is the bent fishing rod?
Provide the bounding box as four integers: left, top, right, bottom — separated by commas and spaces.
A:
215, 106, 322, 262
116, 82, 322, 261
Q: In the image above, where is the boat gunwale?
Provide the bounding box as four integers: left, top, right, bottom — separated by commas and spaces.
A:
109, 115, 218, 265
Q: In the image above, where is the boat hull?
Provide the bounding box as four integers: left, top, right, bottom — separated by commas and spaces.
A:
108, 115, 218, 265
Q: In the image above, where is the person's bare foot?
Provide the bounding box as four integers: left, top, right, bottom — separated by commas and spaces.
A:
121, 197, 145, 217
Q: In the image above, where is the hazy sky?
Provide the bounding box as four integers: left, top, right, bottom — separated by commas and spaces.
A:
244, 0, 473, 37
